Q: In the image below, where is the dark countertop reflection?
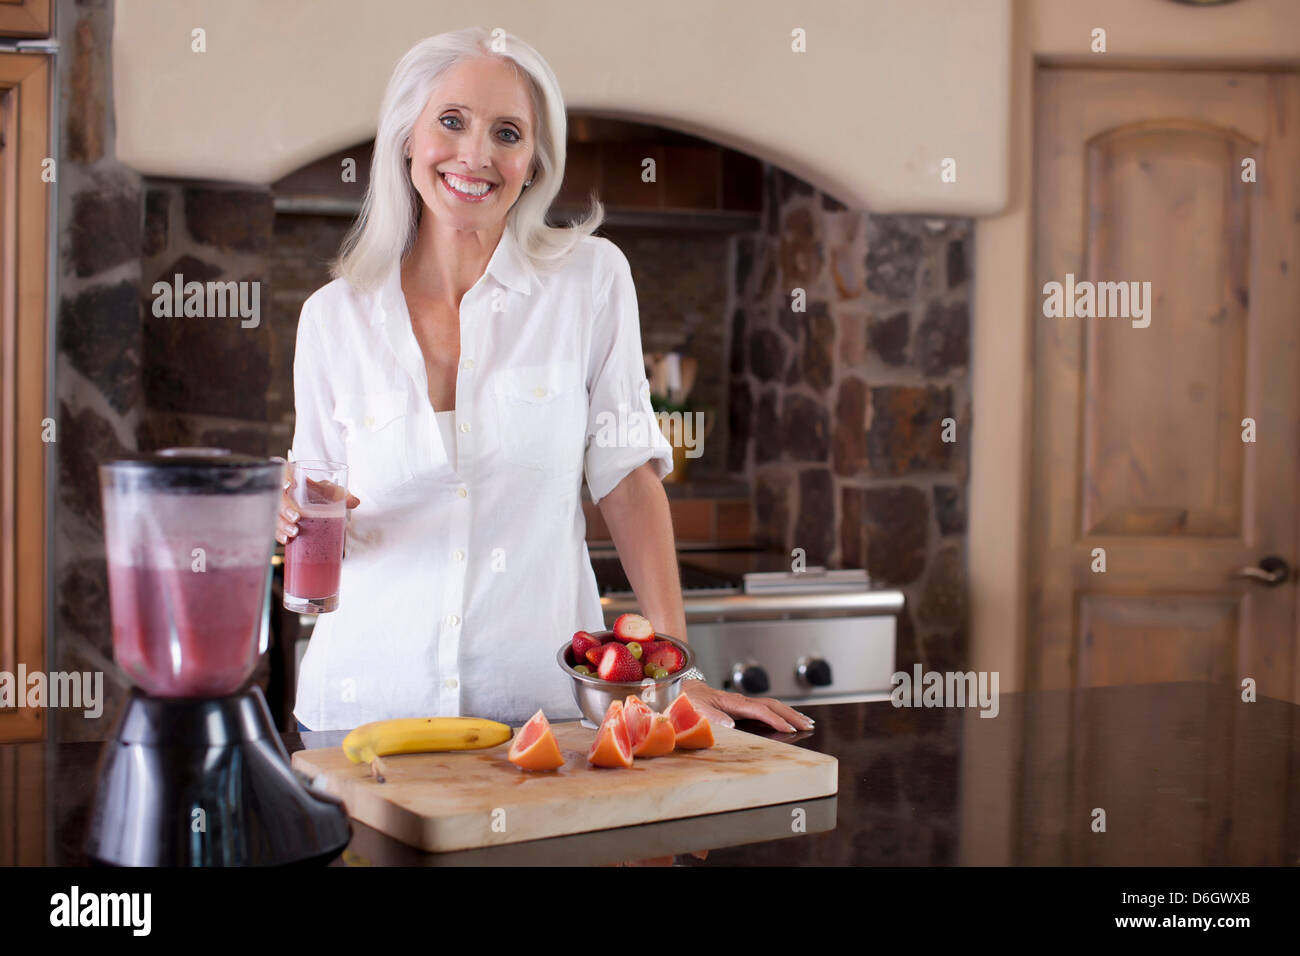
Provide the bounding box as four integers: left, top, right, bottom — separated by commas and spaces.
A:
6, 681, 1298, 865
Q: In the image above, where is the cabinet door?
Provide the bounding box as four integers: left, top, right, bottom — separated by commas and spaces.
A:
0, 52, 50, 744
0, 0, 51, 38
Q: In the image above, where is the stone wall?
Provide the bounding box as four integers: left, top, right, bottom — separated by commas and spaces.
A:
728, 167, 973, 676
54, 0, 142, 743
53, 0, 280, 741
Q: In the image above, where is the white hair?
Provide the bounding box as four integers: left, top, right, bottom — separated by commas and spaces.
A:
332, 27, 603, 291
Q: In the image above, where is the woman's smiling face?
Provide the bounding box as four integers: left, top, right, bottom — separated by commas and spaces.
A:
407, 56, 537, 232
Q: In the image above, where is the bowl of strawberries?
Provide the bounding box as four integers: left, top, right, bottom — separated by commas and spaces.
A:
557, 613, 697, 725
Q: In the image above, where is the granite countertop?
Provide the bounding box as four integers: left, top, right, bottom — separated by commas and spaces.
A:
10, 681, 1298, 866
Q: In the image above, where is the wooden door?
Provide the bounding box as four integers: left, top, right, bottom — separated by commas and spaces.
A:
1028, 68, 1300, 706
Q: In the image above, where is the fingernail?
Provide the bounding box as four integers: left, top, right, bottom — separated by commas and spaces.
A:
287, 508, 299, 521
287, 525, 298, 537
722, 718, 734, 728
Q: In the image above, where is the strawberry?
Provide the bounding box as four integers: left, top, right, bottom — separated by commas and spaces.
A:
644, 640, 685, 674
571, 630, 602, 663
612, 613, 655, 643
596, 643, 645, 682
585, 646, 605, 666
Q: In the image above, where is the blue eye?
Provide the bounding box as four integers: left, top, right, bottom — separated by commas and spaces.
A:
440, 116, 520, 143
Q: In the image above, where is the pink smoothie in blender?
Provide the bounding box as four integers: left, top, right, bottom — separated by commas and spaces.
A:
101, 451, 280, 698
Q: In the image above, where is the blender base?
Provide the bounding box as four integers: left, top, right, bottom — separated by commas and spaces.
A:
84, 684, 351, 866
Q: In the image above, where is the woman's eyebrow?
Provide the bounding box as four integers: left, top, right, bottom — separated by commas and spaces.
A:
441, 102, 527, 126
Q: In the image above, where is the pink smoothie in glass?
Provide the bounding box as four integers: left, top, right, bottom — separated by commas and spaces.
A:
108, 560, 269, 698
284, 508, 346, 602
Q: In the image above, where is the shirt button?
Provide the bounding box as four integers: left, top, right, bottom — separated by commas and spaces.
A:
533, 386, 547, 398
456, 486, 468, 498
363, 415, 376, 427
452, 549, 465, 561
462, 358, 474, 370
446, 614, 460, 627
445, 677, 458, 689
460, 422, 471, 433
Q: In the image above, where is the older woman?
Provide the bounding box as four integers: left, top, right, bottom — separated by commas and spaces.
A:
280, 27, 812, 736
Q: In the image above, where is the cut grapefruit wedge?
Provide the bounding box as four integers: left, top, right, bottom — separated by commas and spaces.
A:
665, 693, 715, 750
633, 714, 677, 757
623, 695, 655, 749
507, 709, 565, 771
588, 699, 634, 768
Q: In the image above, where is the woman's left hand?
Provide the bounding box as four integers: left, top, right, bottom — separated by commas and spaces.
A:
682, 680, 815, 733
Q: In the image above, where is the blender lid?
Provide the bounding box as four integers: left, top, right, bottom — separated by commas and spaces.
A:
106, 447, 282, 468
100, 448, 286, 492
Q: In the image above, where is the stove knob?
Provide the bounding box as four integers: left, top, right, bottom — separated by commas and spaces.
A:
797, 657, 832, 687
731, 664, 770, 695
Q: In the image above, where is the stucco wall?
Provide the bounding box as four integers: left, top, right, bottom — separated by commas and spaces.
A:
111, 0, 1011, 214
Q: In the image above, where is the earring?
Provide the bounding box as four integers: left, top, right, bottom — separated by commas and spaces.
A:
524, 179, 533, 187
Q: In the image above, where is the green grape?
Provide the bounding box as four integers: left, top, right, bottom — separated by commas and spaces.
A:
627, 642, 643, 660
573, 665, 592, 676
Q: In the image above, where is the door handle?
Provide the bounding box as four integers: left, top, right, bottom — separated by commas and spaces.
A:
1235, 555, 1290, 586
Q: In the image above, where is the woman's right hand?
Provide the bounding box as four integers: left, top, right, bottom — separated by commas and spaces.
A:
276, 481, 361, 545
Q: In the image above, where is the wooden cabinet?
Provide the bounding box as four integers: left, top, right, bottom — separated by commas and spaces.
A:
0, 0, 51, 38
0, 50, 50, 743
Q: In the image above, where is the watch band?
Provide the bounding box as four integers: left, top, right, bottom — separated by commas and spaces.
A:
679, 666, 707, 683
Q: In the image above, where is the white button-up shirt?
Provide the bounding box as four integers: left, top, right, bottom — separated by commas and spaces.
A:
290, 230, 673, 730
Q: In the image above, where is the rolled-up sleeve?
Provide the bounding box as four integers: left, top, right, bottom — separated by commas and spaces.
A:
583, 244, 674, 505
289, 296, 346, 467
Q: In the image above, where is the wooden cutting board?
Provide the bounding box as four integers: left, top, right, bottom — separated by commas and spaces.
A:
291, 721, 838, 853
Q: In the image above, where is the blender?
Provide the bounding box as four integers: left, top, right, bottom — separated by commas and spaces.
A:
84, 449, 351, 866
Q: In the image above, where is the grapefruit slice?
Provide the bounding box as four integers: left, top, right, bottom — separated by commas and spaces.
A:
623, 695, 655, 749
507, 709, 565, 771
588, 700, 634, 768
665, 693, 715, 750
633, 714, 677, 757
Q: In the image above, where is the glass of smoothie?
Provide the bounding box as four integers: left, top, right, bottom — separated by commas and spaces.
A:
282, 460, 348, 614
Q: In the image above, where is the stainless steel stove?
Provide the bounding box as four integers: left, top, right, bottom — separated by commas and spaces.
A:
591, 546, 903, 705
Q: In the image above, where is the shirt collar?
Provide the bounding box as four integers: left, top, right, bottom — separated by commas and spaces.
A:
378, 227, 536, 321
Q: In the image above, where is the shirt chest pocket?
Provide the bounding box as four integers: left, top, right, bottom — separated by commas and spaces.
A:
332, 390, 415, 498
491, 360, 586, 478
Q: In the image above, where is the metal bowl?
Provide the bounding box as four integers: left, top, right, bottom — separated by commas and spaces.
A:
556, 630, 696, 725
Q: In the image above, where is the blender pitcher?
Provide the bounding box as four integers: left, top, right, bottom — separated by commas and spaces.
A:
100, 449, 282, 698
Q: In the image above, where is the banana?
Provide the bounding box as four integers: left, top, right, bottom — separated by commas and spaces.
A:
341, 717, 513, 766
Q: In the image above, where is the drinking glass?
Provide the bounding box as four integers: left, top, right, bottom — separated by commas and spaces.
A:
282, 460, 348, 614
